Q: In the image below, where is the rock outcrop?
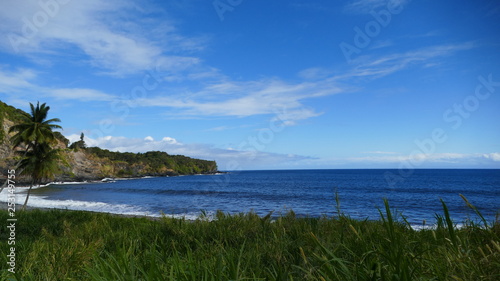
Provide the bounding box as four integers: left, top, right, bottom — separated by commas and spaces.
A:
0, 101, 218, 184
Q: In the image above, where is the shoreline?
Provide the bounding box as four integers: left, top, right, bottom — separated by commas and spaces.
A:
1, 171, 228, 187
0, 203, 164, 221
0, 203, 469, 230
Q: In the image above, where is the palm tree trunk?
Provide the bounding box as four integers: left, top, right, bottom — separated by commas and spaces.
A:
22, 179, 35, 211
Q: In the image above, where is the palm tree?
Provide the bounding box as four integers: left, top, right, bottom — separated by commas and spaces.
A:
6, 102, 62, 209
9, 102, 62, 149
17, 143, 61, 209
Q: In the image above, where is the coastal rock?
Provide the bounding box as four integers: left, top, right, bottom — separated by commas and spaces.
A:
0, 100, 218, 184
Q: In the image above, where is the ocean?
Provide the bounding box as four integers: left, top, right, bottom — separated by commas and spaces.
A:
2, 169, 499, 227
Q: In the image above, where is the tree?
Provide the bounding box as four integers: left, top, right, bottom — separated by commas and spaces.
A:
69, 132, 86, 149
17, 143, 61, 209
7, 102, 62, 209
9, 102, 62, 150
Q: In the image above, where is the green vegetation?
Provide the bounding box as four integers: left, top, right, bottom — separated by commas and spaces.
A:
54, 131, 70, 148
1, 100, 218, 179
86, 147, 218, 175
8, 102, 62, 150
7, 102, 62, 209
1, 198, 498, 280
69, 133, 86, 150
0, 101, 31, 143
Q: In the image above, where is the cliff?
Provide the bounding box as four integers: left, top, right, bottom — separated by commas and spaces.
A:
0, 101, 218, 184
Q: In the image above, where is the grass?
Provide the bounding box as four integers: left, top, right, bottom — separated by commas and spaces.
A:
0, 196, 499, 280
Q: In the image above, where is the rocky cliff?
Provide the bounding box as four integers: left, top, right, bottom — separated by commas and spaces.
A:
0, 101, 218, 184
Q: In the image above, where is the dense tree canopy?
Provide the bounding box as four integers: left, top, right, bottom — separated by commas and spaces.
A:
86, 147, 218, 175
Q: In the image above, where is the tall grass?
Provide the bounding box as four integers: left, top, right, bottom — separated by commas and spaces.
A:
0, 196, 499, 280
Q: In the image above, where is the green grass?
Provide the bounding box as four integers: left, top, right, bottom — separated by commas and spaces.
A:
0, 197, 499, 280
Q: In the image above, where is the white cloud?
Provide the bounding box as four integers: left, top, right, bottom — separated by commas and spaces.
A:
162, 137, 179, 145
484, 153, 500, 162
0, 67, 116, 102
133, 43, 474, 121
0, 1, 479, 133
49, 88, 114, 101
0, 0, 475, 124
0, 67, 37, 93
0, 40, 476, 126
0, 0, 204, 76
136, 78, 340, 121
338, 43, 476, 80
64, 133, 500, 169
65, 134, 313, 170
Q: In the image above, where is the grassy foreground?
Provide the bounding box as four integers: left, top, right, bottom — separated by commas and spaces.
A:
1, 200, 499, 280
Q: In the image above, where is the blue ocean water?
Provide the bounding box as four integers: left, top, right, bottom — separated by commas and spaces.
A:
5, 169, 500, 226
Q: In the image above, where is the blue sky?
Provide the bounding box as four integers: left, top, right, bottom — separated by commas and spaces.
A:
1, 0, 499, 170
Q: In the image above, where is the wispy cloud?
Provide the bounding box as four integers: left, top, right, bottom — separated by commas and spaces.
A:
136, 78, 341, 121
0, 41, 476, 124
289, 2, 332, 12
0, 0, 204, 77
204, 126, 234, 132
369, 40, 393, 50
298, 67, 334, 80
0, 67, 116, 103
363, 151, 398, 155
405, 30, 442, 39
343, 0, 410, 14
49, 88, 114, 102
299, 43, 475, 88
295, 152, 500, 169
0, 0, 477, 126
344, 42, 476, 79
67, 42, 478, 122
344, 0, 388, 14
204, 125, 253, 132
347, 152, 500, 164
0, 67, 37, 92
